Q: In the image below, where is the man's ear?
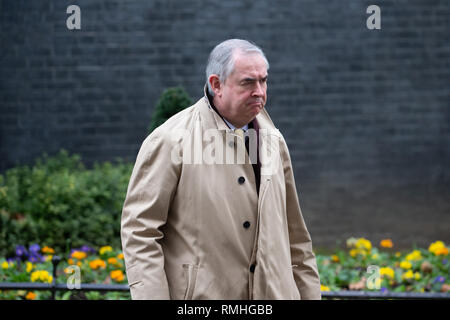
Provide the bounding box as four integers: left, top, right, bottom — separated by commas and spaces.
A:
208, 75, 222, 97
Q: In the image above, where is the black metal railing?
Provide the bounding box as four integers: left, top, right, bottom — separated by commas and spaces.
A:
0, 256, 448, 300
321, 290, 450, 300
0, 256, 130, 299
1, 281, 448, 300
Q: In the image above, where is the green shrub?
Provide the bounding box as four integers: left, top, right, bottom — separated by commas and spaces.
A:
148, 87, 192, 133
0, 150, 133, 257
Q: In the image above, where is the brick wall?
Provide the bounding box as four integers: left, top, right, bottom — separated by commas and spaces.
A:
1, 0, 449, 248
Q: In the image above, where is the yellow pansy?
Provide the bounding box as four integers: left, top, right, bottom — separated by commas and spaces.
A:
400, 261, 412, 270
402, 270, 421, 281
26, 262, 34, 273
428, 241, 447, 255
380, 267, 395, 279
402, 270, 414, 280
30, 270, 53, 284
99, 246, 113, 255
348, 238, 372, 258
320, 284, 330, 292
405, 250, 422, 261
355, 238, 372, 251
1, 261, 9, 269
350, 249, 367, 257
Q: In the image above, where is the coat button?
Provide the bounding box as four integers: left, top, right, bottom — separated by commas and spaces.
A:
238, 176, 245, 184
250, 264, 256, 273
243, 221, 251, 229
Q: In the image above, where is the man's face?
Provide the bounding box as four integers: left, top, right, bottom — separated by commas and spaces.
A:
213, 52, 268, 128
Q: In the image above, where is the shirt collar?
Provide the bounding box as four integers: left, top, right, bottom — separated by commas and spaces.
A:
223, 118, 249, 131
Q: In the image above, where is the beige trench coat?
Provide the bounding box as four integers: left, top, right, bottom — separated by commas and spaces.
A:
121, 92, 321, 300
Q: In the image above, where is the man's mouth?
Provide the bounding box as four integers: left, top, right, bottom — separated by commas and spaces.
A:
248, 101, 263, 108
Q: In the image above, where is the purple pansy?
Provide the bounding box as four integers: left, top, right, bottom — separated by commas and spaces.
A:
29, 244, 40, 254
6, 257, 18, 264
80, 245, 96, 254
15, 245, 28, 257
28, 252, 45, 263
69, 246, 95, 257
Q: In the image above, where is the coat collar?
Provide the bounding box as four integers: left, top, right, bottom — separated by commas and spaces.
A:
198, 85, 282, 179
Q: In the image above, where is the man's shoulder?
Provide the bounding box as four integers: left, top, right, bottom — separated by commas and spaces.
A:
139, 97, 206, 149
257, 108, 284, 139
157, 98, 204, 131
256, 108, 292, 157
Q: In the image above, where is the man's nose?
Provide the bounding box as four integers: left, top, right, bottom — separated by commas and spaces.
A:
252, 82, 265, 97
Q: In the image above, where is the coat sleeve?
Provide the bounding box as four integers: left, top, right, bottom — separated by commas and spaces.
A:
121, 131, 181, 300
280, 138, 322, 300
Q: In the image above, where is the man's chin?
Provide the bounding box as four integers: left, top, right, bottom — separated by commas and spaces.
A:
252, 104, 264, 115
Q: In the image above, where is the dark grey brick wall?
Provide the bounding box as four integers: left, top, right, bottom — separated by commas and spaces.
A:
1, 0, 449, 248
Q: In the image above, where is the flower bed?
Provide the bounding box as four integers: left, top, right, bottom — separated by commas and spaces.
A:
0, 238, 448, 300
318, 238, 449, 293
0, 244, 130, 300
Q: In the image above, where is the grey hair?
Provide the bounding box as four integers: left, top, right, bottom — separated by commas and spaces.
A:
206, 39, 269, 96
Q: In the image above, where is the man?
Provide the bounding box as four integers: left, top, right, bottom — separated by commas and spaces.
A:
121, 39, 321, 300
